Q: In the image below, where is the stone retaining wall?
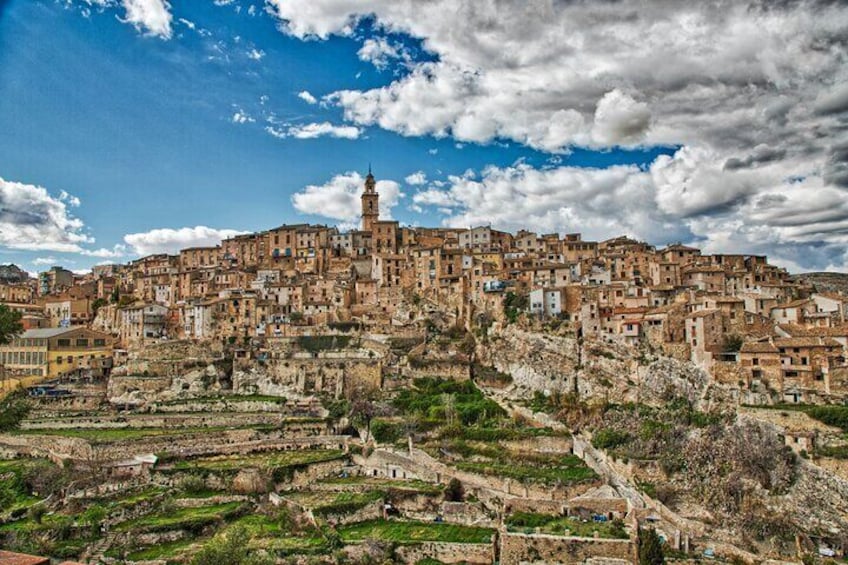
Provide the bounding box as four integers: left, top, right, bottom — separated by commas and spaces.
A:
394, 541, 495, 564
499, 532, 635, 564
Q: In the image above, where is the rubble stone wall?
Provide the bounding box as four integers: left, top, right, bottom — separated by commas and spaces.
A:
499, 532, 635, 565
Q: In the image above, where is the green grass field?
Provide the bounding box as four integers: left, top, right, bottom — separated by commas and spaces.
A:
167, 449, 345, 473
14, 424, 278, 443
338, 519, 494, 544
116, 501, 244, 532
505, 511, 628, 538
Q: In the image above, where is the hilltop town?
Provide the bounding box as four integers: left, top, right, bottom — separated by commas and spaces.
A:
1, 173, 848, 564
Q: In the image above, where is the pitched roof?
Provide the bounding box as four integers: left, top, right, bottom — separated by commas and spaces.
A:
778, 324, 848, 338
774, 337, 843, 348
740, 341, 779, 354
19, 328, 76, 339
0, 551, 50, 565
772, 298, 812, 310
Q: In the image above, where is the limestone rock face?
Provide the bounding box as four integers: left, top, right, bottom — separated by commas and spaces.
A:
478, 325, 635, 403
636, 357, 708, 407
232, 468, 270, 494
479, 325, 738, 412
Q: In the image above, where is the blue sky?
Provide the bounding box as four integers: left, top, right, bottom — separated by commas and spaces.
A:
1, 1, 846, 273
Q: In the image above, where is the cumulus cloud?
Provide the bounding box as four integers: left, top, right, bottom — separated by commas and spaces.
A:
592, 89, 651, 146
120, 0, 172, 39
291, 172, 403, 223
32, 257, 59, 266
409, 149, 848, 270
231, 110, 255, 124
357, 37, 405, 69
80, 245, 128, 258
0, 177, 93, 252
404, 171, 427, 185
297, 91, 318, 104
123, 226, 248, 256
263, 0, 848, 270
266, 122, 362, 140
247, 48, 265, 60
266, 1, 848, 155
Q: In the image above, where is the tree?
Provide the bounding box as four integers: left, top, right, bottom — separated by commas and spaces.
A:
91, 298, 108, 317
503, 292, 528, 324
27, 505, 46, 525
82, 504, 107, 536
444, 478, 464, 502
0, 390, 30, 432
0, 304, 23, 345
723, 333, 743, 353
192, 525, 274, 565
350, 393, 378, 442
638, 527, 665, 565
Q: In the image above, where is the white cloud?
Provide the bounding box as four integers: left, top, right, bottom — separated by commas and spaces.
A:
357, 37, 405, 69
265, 122, 362, 140
404, 171, 427, 185
123, 226, 248, 256
32, 257, 59, 266
0, 177, 93, 252
291, 172, 403, 223
264, 126, 287, 139
263, 1, 848, 270
120, 0, 172, 39
289, 122, 361, 139
267, 1, 848, 155
232, 110, 255, 124
297, 91, 318, 104
58, 190, 81, 207
592, 89, 651, 146
80, 245, 128, 258
247, 48, 265, 60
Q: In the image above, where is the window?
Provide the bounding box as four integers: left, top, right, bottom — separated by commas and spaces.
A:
57, 338, 71, 347
76, 338, 88, 347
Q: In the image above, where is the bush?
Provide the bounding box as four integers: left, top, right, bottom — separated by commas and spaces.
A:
191, 525, 274, 565
298, 335, 351, 353
638, 527, 664, 565
371, 419, 402, 444
592, 428, 631, 450
0, 390, 30, 432
504, 292, 528, 324
722, 334, 743, 352
179, 474, 208, 495
444, 478, 464, 502
805, 406, 848, 432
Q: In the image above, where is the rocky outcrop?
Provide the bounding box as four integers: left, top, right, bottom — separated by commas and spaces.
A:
479, 325, 723, 407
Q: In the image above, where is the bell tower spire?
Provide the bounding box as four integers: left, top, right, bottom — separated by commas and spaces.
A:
361, 167, 379, 231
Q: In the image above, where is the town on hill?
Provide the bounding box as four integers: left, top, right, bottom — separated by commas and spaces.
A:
1, 172, 847, 564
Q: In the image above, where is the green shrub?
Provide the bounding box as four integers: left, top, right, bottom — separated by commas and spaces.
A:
371, 419, 402, 444
0, 390, 30, 432
805, 406, 848, 432
298, 335, 351, 353
592, 428, 631, 450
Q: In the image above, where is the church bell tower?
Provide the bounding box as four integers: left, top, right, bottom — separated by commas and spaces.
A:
361, 167, 379, 231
